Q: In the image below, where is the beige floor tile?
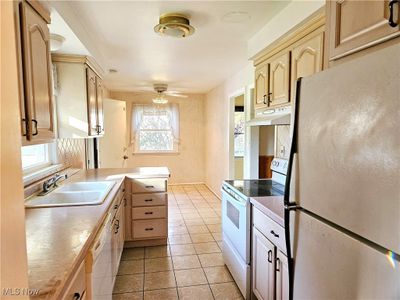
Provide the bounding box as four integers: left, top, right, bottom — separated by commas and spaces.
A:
212, 232, 222, 241
174, 268, 208, 287
144, 288, 178, 300
168, 225, 188, 235
193, 242, 221, 254
210, 282, 243, 300
217, 241, 223, 250
113, 274, 144, 293
113, 292, 143, 300
168, 219, 186, 226
144, 271, 176, 291
178, 285, 214, 300
118, 259, 144, 275
190, 233, 214, 243
207, 224, 222, 233
144, 245, 170, 258
204, 266, 233, 284
182, 213, 201, 220
168, 234, 192, 245
198, 253, 225, 267
122, 248, 145, 260
172, 254, 201, 270
184, 219, 205, 226
170, 244, 196, 256
203, 217, 221, 225
187, 225, 209, 234
145, 257, 173, 273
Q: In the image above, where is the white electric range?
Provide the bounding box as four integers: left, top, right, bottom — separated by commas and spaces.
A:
221, 158, 288, 299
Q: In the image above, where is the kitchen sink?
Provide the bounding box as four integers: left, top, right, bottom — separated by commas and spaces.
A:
25, 181, 116, 208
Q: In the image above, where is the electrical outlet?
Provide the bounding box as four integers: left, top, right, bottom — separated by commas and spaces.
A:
280, 146, 285, 156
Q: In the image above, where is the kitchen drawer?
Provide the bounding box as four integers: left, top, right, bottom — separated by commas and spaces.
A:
132, 219, 167, 240
253, 207, 286, 254
131, 193, 167, 207
61, 260, 86, 300
130, 178, 166, 194
132, 206, 167, 220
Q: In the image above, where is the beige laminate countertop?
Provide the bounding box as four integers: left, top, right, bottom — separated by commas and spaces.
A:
25, 167, 170, 299
250, 196, 285, 227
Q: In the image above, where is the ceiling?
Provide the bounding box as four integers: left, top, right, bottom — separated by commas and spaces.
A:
50, 1, 290, 93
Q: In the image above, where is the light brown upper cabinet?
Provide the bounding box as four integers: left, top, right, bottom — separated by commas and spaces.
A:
269, 52, 291, 107
327, 0, 400, 60
290, 32, 324, 101
18, 0, 55, 145
52, 55, 104, 138
254, 63, 269, 109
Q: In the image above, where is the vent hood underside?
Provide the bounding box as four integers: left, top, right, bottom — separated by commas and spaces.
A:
247, 106, 291, 126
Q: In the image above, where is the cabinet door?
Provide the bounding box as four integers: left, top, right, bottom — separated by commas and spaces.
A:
290, 32, 324, 102
252, 227, 275, 300
328, 0, 400, 60
276, 250, 289, 300
20, 1, 55, 143
86, 68, 98, 136
96, 77, 104, 134
269, 52, 290, 107
254, 63, 269, 109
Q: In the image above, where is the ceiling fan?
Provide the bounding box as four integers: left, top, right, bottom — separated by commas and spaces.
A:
151, 83, 188, 104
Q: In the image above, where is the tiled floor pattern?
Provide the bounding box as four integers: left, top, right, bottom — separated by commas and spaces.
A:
113, 184, 244, 300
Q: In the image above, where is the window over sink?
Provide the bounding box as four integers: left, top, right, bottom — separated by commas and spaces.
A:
21, 143, 57, 175
131, 104, 180, 153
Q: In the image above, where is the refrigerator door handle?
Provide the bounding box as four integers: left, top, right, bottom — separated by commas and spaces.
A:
284, 77, 303, 300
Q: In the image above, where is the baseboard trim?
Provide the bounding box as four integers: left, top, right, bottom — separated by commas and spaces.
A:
205, 183, 222, 200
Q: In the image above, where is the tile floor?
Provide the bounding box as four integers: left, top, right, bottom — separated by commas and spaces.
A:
113, 184, 244, 300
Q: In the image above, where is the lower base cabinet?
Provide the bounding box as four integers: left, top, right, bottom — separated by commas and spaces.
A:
252, 207, 289, 300
62, 261, 86, 300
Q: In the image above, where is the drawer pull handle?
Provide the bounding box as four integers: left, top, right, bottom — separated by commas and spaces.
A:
145, 199, 153, 202
122, 188, 125, 192
267, 249, 272, 263
388, 0, 399, 27
145, 227, 154, 231
270, 230, 279, 238
276, 257, 281, 272
145, 185, 155, 188
145, 212, 153, 215
73, 292, 81, 300
114, 204, 118, 209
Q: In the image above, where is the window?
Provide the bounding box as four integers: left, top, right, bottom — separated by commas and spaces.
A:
234, 107, 245, 157
21, 143, 52, 173
131, 104, 180, 153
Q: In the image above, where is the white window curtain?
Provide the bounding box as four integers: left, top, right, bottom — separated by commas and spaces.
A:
130, 103, 180, 146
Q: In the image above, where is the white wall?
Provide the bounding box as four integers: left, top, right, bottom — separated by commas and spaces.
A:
248, 0, 325, 58
204, 63, 253, 196
110, 91, 205, 184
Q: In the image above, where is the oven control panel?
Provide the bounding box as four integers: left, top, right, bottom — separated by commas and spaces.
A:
270, 158, 288, 175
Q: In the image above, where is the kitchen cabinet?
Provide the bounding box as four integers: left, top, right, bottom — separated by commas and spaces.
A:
252, 206, 288, 300
125, 178, 168, 246
254, 63, 269, 109
112, 197, 125, 278
327, 0, 400, 61
18, 0, 55, 145
253, 227, 275, 300
62, 261, 86, 300
268, 52, 290, 107
276, 250, 289, 300
290, 32, 324, 102
52, 54, 104, 138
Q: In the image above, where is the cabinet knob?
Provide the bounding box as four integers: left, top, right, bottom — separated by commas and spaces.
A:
388, 0, 399, 27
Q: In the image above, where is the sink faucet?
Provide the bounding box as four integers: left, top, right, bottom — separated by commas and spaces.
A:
41, 173, 67, 195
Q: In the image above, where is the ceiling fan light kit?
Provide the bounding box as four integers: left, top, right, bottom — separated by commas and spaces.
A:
154, 13, 195, 38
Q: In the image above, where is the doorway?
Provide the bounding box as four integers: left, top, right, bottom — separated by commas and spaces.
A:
232, 93, 245, 180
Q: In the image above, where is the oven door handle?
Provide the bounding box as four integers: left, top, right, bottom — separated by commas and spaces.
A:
223, 188, 247, 207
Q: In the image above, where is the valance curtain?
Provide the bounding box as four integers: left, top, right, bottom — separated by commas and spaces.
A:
130, 103, 180, 145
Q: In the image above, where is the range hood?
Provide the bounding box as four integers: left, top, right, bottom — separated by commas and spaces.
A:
247, 106, 291, 126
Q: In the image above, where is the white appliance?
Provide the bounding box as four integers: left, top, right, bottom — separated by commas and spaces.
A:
222, 158, 288, 299
88, 213, 113, 300
284, 43, 400, 299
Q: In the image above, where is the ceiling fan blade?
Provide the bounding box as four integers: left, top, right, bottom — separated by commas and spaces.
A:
165, 92, 188, 98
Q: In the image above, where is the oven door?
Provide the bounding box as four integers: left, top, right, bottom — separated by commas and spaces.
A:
221, 187, 250, 263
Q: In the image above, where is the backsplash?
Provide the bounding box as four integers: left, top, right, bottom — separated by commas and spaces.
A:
57, 138, 86, 169
275, 125, 291, 160
24, 138, 86, 197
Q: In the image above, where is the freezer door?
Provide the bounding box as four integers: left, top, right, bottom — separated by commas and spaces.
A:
295, 43, 400, 254
291, 211, 400, 299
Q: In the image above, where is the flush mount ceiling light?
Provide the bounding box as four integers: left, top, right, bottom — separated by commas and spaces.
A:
50, 33, 65, 51
222, 11, 251, 23
154, 13, 195, 38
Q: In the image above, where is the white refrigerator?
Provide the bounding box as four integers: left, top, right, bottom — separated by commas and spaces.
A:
284, 43, 400, 299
